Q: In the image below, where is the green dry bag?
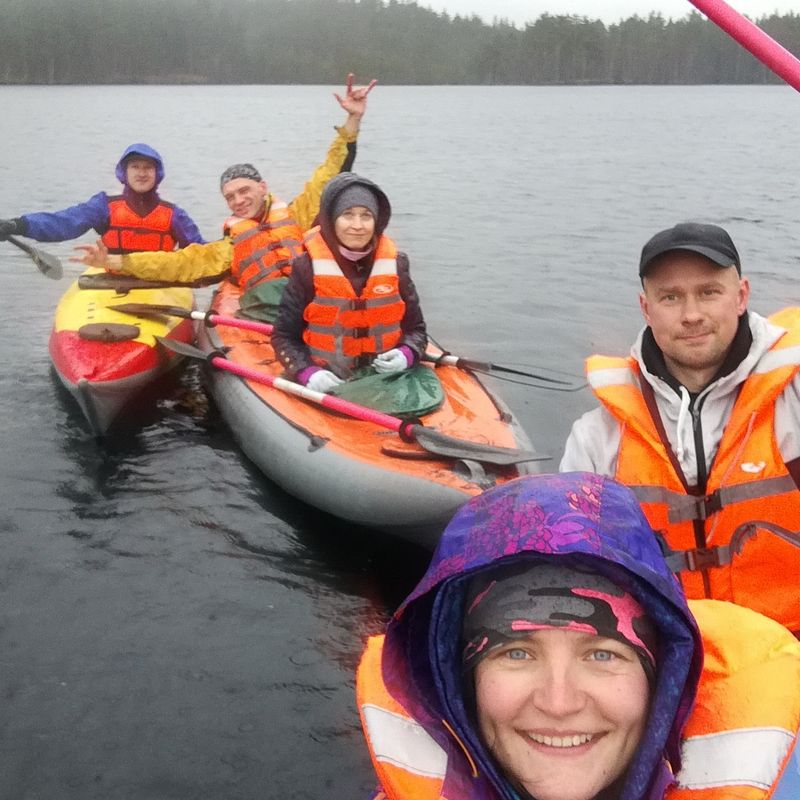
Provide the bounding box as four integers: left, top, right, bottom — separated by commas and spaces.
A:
238, 277, 289, 322
331, 365, 444, 418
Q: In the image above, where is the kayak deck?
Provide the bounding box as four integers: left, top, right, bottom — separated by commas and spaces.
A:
50, 267, 195, 435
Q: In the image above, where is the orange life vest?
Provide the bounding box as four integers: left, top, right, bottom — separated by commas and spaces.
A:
668, 600, 800, 800
225, 199, 304, 291
356, 601, 800, 800
586, 309, 800, 632
101, 196, 176, 254
302, 228, 405, 372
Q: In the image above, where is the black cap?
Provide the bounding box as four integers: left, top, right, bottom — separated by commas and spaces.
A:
639, 222, 741, 278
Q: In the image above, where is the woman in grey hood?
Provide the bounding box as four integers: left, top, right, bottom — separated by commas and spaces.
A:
272, 172, 427, 393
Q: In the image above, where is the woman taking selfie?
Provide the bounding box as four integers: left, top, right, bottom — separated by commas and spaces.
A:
356, 472, 800, 800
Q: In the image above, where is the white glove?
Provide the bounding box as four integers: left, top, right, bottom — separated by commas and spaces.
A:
372, 348, 409, 374
306, 369, 344, 393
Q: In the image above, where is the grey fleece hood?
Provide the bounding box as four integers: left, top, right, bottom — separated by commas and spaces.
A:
318, 172, 391, 248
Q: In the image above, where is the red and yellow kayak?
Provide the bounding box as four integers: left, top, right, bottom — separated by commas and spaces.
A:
49, 267, 195, 435
197, 281, 541, 547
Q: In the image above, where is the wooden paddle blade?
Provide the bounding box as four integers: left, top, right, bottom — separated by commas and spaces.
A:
78, 273, 177, 291
78, 272, 219, 290
8, 235, 62, 279
110, 302, 193, 319
410, 425, 549, 466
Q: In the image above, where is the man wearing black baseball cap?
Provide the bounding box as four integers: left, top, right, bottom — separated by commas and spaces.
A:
73, 74, 376, 297
638, 221, 742, 278
561, 221, 800, 635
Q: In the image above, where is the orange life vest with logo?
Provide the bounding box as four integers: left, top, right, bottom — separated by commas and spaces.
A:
101, 196, 176, 254
302, 227, 405, 372
225, 199, 304, 291
585, 309, 800, 632
356, 600, 800, 800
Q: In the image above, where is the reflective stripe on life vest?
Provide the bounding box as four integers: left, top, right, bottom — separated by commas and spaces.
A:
101, 196, 176, 254
678, 728, 795, 790
357, 635, 451, 800
226, 199, 304, 291
361, 705, 448, 779
302, 228, 405, 372
586, 309, 800, 631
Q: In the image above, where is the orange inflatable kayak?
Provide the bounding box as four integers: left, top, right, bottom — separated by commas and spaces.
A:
197, 281, 542, 547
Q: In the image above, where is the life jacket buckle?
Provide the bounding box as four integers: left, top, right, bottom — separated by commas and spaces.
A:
351, 326, 370, 339
350, 299, 368, 311
685, 545, 728, 571
694, 490, 723, 521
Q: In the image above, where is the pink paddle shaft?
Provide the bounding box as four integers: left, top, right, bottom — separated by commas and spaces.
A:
208, 355, 408, 434
205, 313, 273, 335
689, 0, 800, 92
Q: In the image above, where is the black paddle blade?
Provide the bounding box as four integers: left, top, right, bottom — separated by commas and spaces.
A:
8, 235, 62, 280
111, 302, 193, 319
423, 353, 573, 386
154, 335, 207, 360
476, 361, 572, 385
410, 425, 549, 466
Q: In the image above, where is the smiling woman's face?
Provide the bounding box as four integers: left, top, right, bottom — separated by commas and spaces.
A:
333, 206, 375, 250
474, 628, 649, 800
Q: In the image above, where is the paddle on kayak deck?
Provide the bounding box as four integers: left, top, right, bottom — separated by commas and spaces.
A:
112, 301, 583, 389
156, 336, 548, 466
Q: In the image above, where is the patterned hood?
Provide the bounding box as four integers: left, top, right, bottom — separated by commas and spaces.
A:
382, 472, 702, 800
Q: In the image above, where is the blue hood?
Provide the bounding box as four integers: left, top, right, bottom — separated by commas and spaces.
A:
115, 142, 165, 187
383, 473, 703, 800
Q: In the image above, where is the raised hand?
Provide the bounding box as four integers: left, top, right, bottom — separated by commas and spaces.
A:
334, 72, 378, 119
71, 238, 115, 269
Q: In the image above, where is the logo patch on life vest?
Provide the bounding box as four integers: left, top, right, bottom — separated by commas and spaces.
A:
740, 461, 766, 474
372, 284, 395, 295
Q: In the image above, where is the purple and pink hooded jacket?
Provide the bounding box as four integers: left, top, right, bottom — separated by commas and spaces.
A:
363, 472, 704, 800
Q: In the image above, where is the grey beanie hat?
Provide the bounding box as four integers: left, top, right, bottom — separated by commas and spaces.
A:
331, 184, 379, 221
219, 163, 263, 190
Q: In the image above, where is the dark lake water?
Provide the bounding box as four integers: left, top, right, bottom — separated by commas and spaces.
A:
1, 83, 799, 799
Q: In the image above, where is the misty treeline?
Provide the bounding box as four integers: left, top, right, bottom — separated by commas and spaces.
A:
2, 0, 799, 85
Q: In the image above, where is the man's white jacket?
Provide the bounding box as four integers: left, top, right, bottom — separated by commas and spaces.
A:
560, 311, 800, 485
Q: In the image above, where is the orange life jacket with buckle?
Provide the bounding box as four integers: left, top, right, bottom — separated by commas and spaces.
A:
101, 196, 176, 254
585, 309, 800, 632
356, 600, 800, 800
225, 199, 304, 291
302, 227, 405, 372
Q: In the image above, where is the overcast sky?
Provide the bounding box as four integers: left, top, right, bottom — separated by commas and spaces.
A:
420, 1, 800, 26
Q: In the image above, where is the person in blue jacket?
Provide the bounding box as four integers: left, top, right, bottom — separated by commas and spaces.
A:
0, 143, 204, 252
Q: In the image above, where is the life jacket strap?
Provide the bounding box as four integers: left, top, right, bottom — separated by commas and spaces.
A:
664, 519, 800, 573
629, 474, 797, 523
